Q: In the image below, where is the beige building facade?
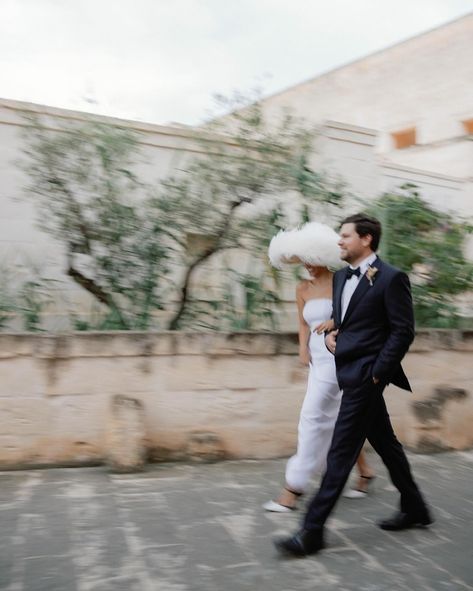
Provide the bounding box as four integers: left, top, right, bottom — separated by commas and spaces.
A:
259, 13, 473, 182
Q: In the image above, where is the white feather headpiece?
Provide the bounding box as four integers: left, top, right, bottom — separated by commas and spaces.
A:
268, 221, 344, 270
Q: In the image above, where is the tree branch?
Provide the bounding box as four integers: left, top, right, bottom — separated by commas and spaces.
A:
67, 263, 129, 329
48, 176, 93, 255
168, 200, 241, 330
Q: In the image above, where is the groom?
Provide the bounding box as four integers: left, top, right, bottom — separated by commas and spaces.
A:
275, 213, 432, 557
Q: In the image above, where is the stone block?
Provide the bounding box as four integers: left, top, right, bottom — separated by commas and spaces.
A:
385, 389, 415, 445
168, 332, 289, 357
106, 395, 146, 472
140, 332, 180, 356
213, 333, 280, 356
412, 386, 467, 423
408, 385, 472, 452
410, 331, 436, 352
44, 357, 165, 396
390, 416, 415, 448
289, 361, 312, 384
0, 330, 472, 465
0, 399, 51, 466
457, 330, 473, 352
186, 431, 226, 462
33, 334, 72, 359
444, 393, 473, 449
42, 358, 114, 396
0, 399, 50, 438
0, 436, 49, 466
161, 356, 221, 391
171, 332, 214, 356
144, 388, 261, 432
411, 432, 453, 454
0, 334, 36, 358
404, 351, 473, 382
183, 356, 294, 391
412, 330, 462, 352
218, 425, 298, 459
45, 440, 102, 465
274, 333, 300, 355
143, 386, 303, 459
0, 358, 46, 397
260, 386, 304, 429
33, 332, 179, 359
48, 394, 107, 440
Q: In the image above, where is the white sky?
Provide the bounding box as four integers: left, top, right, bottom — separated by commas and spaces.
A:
1, 0, 472, 125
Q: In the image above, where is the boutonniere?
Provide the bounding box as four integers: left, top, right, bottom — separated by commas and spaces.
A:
366, 265, 378, 286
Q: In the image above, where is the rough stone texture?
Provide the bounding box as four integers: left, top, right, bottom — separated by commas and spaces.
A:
0, 331, 472, 468
0, 450, 472, 590
106, 395, 146, 473
186, 431, 226, 462
412, 387, 468, 423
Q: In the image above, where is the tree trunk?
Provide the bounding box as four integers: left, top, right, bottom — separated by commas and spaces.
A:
67, 265, 129, 329
167, 201, 241, 330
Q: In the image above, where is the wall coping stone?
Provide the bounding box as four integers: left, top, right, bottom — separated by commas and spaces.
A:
0, 329, 471, 359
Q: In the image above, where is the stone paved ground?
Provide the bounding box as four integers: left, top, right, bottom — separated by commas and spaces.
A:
1, 451, 472, 591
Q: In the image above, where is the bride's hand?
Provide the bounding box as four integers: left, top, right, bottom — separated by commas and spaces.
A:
299, 350, 311, 366
314, 319, 335, 334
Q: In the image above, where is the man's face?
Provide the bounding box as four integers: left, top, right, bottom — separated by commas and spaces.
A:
338, 223, 372, 263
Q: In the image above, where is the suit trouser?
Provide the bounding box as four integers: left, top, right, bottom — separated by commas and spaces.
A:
303, 378, 428, 531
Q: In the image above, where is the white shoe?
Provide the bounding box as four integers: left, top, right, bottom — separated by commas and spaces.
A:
343, 475, 375, 499
343, 488, 368, 499
263, 499, 296, 513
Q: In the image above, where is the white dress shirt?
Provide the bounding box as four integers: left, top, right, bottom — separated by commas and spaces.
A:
341, 252, 377, 321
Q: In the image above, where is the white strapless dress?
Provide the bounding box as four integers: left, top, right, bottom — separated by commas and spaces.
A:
285, 299, 342, 492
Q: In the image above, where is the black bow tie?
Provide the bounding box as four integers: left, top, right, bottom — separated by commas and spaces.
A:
346, 267, 361, 279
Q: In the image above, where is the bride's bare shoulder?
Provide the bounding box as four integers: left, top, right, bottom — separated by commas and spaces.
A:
296, 280, 312, 295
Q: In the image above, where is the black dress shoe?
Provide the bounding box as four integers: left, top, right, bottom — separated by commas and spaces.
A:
273, 529, 324, 557
378, 510, 433, 531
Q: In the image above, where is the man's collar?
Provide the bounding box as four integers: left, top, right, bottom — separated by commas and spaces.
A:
349, 252, 377, 274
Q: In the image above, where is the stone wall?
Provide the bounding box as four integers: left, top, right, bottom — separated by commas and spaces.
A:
260, 13, 473, 177
0, 99, 381, 331
2, 98, 471, 331
0, 330, 471, 469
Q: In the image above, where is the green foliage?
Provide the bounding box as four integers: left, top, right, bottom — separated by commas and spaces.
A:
0, 261, 55, 331
19, 105, 472, 333
19, 94, 344, 332
18, 104, 473, 333
170, 267, 281, 332
371, 186, 473, 328
20, 117, 171, 330
152, 95, 344, 329
222, 270, 282, 331
18, 276, 54, 332
0, 264, 15, 329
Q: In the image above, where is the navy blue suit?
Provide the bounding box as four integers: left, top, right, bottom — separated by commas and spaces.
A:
333, 257, 413, 391
303, 256, 429, 532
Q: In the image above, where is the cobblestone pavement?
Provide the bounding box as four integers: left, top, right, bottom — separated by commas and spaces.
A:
1, 451, 472, 591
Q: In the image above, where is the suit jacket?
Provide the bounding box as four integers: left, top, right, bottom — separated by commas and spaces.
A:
332, 256, 414, 391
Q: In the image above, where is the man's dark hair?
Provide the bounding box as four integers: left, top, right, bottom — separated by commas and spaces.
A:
340, 213, 382, 251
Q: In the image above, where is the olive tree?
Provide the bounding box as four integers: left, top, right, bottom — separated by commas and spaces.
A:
20, 96, 343, 330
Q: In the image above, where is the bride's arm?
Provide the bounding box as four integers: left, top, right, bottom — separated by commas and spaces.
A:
296, 282, 311, 366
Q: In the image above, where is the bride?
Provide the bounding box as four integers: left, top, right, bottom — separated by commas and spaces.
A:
264, 222, 374, 512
